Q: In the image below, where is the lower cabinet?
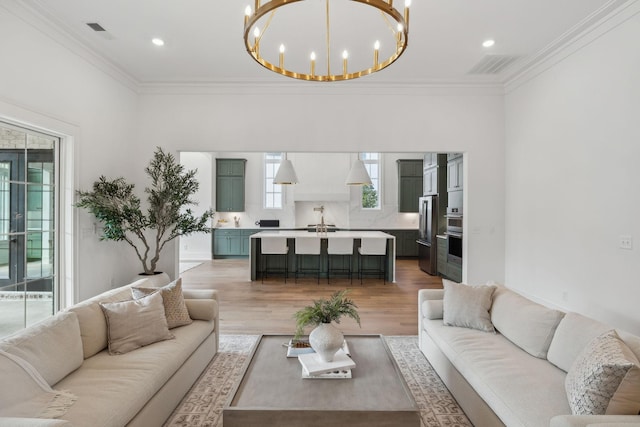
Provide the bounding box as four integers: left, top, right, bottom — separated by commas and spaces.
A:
213, 229, 258, 258
382, 230, 419, 257
436, 235, 462, 282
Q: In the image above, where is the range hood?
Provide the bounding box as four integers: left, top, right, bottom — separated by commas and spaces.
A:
290, 153, 351, 202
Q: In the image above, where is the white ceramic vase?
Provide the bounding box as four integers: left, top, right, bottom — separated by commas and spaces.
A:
135, 272, 171, 287
309, 322, 344, 362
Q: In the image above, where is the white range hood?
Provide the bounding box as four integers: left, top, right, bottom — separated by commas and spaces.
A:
290, 153, 351, 201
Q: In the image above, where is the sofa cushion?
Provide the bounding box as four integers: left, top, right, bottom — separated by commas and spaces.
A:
422, 299, 444, 320
0, 311, 83, 386
423, 318, 571, 427
565, 330, 640, 416
443, 279, 496, 332
548, 312, 611, 372
100, 291, 174, 355
490, 286, 565, 358
131, 277, 192, 329
66, 284, 142, 358
53, 319, 214, 427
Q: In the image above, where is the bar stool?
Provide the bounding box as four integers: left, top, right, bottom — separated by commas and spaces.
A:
261, 237, 289, 283
294, 237, 321, 284
327, 237, 354, 284
358, 237, 387, 284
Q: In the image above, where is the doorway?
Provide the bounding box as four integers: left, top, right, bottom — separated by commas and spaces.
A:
0, 122, 58, 338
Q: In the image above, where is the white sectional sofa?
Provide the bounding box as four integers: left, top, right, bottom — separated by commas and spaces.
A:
418, 283, 640, 427
0, 278, 219, 427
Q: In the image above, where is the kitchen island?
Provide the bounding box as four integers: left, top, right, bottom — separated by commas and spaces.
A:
249, 230, 396, 282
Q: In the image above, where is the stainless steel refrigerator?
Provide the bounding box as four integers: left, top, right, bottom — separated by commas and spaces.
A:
417, 195, 437, 275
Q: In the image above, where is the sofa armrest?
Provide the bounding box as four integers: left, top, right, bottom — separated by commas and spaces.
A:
184, 299, 218, 322
550, 415, 640, 427
0, 418, 72, 427
418, 288, 444, 303
182, 289, 218, 301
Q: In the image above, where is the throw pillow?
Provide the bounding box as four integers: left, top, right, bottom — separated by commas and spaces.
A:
442, 279, 496, 332
100, 292, 174, 355
565, 330, 640, 415
131, 277, 192, 329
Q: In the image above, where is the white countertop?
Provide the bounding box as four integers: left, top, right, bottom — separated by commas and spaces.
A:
250, 230, 395, 239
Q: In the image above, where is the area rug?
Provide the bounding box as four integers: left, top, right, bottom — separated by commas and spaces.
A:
164, 335, 472, 427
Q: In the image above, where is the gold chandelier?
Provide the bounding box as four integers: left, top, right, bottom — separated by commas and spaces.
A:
243, 0, 411, 82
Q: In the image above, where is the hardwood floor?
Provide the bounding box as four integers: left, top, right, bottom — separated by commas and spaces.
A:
180, 258, 443, 336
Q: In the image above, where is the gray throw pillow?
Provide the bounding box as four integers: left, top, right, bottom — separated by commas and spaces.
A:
443, 279, 496, 332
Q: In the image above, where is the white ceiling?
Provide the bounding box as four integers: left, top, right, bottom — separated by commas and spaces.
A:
21, 0, 617, 86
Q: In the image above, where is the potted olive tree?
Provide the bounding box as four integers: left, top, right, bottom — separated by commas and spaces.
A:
294, 290, 361, 362
75, 147, 214, 280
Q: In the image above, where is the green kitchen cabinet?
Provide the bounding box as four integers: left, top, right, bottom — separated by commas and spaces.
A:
216, 159, 246, 212
397, 159, 423, 213
447, 156, 463, 192
213, 228, 258, 258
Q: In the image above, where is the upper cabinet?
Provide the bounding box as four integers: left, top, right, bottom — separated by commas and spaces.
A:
447, 155, 463, 192
216, 158, 246, 212
397, 159, 423, 213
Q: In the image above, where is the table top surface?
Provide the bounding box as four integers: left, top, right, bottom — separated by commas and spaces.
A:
250, 230, 395, 239
226, 335, 418, 412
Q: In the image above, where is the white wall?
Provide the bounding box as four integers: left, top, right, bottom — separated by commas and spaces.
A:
504, 7, 640, 334
179, 152, 214, 260
0, 5, 140, 302
136, 86, 506, 285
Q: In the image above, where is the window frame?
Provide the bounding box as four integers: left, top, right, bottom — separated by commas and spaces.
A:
360, 152, 382, 210
264, 152, 284, 210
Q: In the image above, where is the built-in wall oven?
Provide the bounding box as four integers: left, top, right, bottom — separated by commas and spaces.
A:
445, 207, 463, 265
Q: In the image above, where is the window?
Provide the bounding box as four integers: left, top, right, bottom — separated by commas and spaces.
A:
0, 122, 58, 338
264, 153, 283, 209
361, 152, 381, 209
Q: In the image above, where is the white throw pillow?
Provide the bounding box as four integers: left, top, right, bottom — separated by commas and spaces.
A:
565, 330, 640, 415
100, 291, 173, 355
442, 279, 496, 332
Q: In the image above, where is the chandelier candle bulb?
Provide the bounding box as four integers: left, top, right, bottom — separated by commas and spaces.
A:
397, 24, 403, 44
253, 27, 260, 58
404, 0, 411, 27
342, 50, 348, 75
310, 52, 316, 77
279, 44, 285, 69
244, 5, 251, 26
374, 40, 380, 67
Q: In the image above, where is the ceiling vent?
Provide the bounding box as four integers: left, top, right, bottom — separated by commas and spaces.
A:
85, 22, 114, 40
468, 54, 521, 75
86, 22, 106, 32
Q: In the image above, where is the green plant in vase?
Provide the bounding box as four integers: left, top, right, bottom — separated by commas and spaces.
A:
294, 290, 361, 362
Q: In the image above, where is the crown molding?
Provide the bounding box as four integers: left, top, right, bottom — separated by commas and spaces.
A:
3, 1, 140, 92
503, 0, 640, 93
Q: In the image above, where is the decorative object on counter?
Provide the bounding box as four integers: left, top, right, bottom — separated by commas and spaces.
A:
233, 216, 240, 227
75, 147, 215, 276
293, 290, 361, 362
273, 153, 298, 184
243, 0, 411, 82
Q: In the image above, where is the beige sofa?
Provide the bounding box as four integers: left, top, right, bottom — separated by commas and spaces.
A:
418, 285, 640, 427
0, 279, 219, 427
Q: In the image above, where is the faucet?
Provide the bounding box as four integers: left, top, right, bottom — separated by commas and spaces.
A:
313, 205, 327, 234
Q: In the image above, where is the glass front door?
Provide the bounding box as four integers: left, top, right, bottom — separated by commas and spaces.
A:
0, 122, 57, 338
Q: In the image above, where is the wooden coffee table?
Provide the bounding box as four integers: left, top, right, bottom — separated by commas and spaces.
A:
223, 335, 420, 427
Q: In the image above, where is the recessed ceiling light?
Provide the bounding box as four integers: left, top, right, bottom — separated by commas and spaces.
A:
482, 39, 495, 48
152, 38, 165, 47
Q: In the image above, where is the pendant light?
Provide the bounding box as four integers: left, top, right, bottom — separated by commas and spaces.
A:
274, 154, 299, 185
345, 158, 372, 185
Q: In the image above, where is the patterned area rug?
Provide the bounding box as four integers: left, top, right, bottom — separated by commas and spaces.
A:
164, 335, 472, 427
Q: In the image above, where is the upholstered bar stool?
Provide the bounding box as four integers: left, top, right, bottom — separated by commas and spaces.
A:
261, 236, 289, 283
294, 237, 321, 284
327, 237, 354, 284
357, 237, 388, 284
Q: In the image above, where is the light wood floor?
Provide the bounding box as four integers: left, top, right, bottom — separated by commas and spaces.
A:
180, 258, 443, 336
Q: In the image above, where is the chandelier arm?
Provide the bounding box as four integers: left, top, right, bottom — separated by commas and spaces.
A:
326, 0, 331, 76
